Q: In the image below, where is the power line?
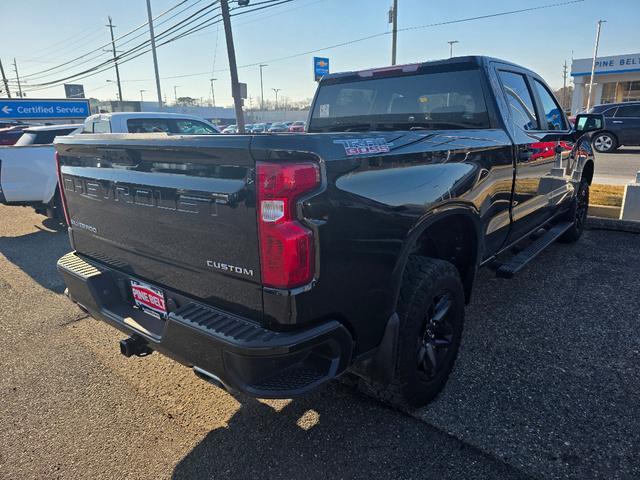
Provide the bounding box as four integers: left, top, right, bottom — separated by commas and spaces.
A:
19, 0, 193, 81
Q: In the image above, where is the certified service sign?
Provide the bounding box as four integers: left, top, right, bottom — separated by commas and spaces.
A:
0, 99, 90, 120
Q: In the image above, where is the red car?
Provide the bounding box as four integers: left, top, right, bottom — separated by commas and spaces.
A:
288, 121, 306, 132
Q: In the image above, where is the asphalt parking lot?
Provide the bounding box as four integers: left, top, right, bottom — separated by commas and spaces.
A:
1, 204, 639, 480
594, 147, 640, 185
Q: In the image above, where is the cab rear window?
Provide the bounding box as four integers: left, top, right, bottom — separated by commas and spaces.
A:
309, 68, 490, 132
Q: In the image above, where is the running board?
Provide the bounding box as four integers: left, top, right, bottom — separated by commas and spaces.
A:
496, 222, 572, 279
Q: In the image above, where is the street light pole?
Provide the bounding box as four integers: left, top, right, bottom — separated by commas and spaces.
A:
586, 19, 606, 112
209, 78, 217, 107
272, 88, 281, 111
173, 85, 179, 104
448, 40, 459, 58
140, 89, 146, 102
259, 64, 268, 111
146, 0, 163, 108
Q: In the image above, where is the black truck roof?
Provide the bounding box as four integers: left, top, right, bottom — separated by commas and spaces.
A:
321, 55, 537, 82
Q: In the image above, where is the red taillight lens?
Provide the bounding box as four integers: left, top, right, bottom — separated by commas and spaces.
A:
55, 152, 71, 226
256, 162, 320, 289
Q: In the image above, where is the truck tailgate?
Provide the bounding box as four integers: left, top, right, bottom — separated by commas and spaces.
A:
55, 135, 263, 321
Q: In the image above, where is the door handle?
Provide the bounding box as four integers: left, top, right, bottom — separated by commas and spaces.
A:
612, 120, 623, 124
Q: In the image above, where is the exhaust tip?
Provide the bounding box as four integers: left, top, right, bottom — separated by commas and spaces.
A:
119, 336, 152, 358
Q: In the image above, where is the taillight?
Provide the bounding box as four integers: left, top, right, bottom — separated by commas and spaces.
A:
256, 161, 320, 289
55, 152, 71, 225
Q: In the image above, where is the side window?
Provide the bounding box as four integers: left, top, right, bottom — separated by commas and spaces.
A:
498, 71, 538, 131
615, 105, 640, 117
82, 122, 94, 133
93, 120, 111, 133
33, 131, 58, 144
173, 120, 217, 134
127, 119, 171, 133
603, 107, 618, 118
532, 79, 567, 131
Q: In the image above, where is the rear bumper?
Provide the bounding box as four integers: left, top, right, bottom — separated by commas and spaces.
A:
57, 252, 353, 398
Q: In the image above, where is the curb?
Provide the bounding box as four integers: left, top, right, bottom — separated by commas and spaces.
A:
586, 216, 640, 233
588, 204, 620, 219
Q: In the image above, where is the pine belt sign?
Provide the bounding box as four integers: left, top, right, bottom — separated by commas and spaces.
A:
571, 53, 640, 77
0, 99, 90, 120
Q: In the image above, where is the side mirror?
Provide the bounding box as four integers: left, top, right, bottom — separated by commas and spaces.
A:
574, 113, 604, 133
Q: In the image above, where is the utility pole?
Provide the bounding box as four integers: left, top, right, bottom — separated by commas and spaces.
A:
209, 78, 217, 107
12, 58, 22, 98
448, 40, 459, 58
107, 16, 123, 105
221, 0, 245, 133
586, 19, 606, 112
272, 88, 281, 110
562, 60, 568, 111
146, 0, 163, 108
0, 59, 11, 98
390, 0, 398, 65
259, 64, 267, 111
173, 85, 179, 104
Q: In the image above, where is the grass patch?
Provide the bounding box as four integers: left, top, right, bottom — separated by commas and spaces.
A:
591, 184, 624, 207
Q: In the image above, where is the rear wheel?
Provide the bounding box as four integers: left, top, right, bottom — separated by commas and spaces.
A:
360, 257, 465, 410
592, 132, 617, 153
559, 178, 589, 243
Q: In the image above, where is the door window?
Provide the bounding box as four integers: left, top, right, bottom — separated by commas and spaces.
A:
127, 118, 171, 133
532, 79, 567, 131
174, 120, 218, 134
499, 71, 538, 131
614, 105, 640, 118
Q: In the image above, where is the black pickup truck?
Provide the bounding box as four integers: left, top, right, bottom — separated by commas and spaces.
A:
55, 56, 603, 409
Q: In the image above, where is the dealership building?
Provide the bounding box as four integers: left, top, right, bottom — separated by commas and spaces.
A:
571, 53, 640, 114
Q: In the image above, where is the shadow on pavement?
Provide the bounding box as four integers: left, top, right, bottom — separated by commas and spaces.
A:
0, 219, 70, 293
171, 384, 528, 480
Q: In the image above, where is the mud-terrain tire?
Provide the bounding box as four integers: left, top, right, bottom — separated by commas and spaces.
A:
360, 256, 465, 410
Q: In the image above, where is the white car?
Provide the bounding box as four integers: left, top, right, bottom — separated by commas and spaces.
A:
0, 112, 221, 223
0, 124, 82, 220
83, 112, 220, 134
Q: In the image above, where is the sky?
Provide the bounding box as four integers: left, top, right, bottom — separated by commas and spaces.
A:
2, 0, 639, 107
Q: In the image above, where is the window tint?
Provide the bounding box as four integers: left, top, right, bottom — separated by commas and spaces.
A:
127, 118, 171, 133
532, 79, 566, 131
603, 107, 618, 118
93, 120, 111, 133
615, 105, 640, 117
174, 119, 217, 134
309, 69, 491, 132
499, 71, 538, 131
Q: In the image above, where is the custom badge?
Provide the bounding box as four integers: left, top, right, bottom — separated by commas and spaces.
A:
334, 137, 392, 156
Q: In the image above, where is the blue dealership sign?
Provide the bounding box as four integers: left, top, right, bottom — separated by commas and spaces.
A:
313, 57, 330, 81
0, 99, 90, 119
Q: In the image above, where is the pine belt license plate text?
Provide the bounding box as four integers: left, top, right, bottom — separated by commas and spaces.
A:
130, 280, 167, 319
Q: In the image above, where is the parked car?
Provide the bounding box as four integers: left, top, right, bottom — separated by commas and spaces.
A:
288, 120, 305, 132
1, 112, 220, 224
222, 124, 238, 134
588, 102, 640, 152
84, 112, 220, 134
55, 56, 600, 409
251, 123, 267, 133
0, 124, 82, 221
268, 122, 289, 132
